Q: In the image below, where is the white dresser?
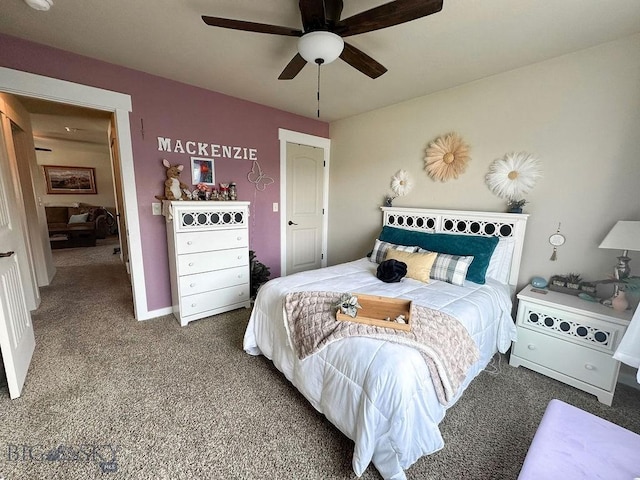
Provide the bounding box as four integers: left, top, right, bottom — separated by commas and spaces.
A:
165, 201, 251, 326
509, 285, 632, 405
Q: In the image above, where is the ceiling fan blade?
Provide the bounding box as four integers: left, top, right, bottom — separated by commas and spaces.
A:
202, 16, 302, 37
278, 53, 307, 80
337, 0, 443, 37
340, 43, 387, 79
298, 0, 326, 31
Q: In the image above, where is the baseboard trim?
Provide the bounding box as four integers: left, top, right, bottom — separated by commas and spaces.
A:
138, 306, 173, 321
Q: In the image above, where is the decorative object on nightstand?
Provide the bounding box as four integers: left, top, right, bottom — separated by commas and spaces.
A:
531, 276, 548, 288
598, 220, 640, 305
548, 273, 587, 296
485, 151, 542, 213
509, 285, 632, 405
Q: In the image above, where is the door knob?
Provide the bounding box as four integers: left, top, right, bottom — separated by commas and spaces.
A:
288, 221, 298, 226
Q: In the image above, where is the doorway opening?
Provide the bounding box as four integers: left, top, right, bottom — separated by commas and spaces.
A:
18, 96, 124, 265
0, 66, 148, 320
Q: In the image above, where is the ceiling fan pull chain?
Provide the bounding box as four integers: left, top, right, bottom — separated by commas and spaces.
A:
316, 61, 322, 118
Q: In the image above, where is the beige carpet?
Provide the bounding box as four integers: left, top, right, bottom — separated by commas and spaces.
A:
1, 243, 639, 479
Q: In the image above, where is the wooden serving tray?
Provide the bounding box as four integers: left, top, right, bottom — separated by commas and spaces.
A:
336, 293, 411, 331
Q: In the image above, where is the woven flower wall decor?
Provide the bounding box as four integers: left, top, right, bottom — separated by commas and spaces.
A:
424, 132, 471, 182
485, 152, 542, 200
390, 169, 414, 197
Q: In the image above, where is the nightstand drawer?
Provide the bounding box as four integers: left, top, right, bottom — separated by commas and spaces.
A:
513, 327, 618, 391
517, 303, 624, 354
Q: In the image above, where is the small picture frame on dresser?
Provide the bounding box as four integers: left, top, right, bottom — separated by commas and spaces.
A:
190, 157, 215, 186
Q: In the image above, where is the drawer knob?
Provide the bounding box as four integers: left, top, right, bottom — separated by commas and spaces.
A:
189, 262, 194, 267
237, 255, 242, 259
585, 364, 596, 371
239, 292, 244, 296
191, 303, 197, 307
187, 241, 193, 245
237, 236, 242, 241
190, 283, 196, 288
527, 344, 536, 350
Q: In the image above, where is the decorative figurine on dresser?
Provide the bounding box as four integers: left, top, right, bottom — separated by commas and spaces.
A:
509, 285, 632, 405
164, 201, 251, 326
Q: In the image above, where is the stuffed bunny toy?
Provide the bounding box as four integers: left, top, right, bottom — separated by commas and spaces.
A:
156, 159, 189, 201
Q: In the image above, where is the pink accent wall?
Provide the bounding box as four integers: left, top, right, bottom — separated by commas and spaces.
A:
0, 33, 329, 313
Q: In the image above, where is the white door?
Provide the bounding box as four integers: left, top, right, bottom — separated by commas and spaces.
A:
286, 142, 325, 275
0, 109, 36, 399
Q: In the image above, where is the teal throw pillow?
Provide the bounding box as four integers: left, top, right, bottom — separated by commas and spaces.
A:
377, 226, 499, 284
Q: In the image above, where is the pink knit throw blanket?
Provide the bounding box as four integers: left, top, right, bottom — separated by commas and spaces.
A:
284, 291, 480, 405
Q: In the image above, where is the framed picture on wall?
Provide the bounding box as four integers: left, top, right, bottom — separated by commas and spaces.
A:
43, 165, 97, 194
190, 157, 215, 186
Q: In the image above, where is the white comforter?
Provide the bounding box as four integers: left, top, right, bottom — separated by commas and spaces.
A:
243, 258, 517, 480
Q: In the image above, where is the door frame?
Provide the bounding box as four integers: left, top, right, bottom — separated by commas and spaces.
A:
278, 128, 330, 277
0, 66, 148, 320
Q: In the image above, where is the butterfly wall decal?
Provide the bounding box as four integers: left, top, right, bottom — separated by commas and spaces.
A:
247, 160, 274, 191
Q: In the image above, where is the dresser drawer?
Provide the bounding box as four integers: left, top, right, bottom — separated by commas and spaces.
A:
176, 229, 248, 254
178, 248, 248, 276
181, 284, 250, 317
513, 327, 618, 391
179, 267, 248, 296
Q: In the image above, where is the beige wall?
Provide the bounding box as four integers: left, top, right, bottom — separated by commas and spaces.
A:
34, 137, 116, 210
328, 33, 640, 293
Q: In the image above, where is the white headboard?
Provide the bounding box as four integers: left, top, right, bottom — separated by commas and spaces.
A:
381, 207, 529, 291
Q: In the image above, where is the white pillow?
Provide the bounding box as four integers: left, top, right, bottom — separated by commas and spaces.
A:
486, 237, 516, 284
68, 213, 89, 224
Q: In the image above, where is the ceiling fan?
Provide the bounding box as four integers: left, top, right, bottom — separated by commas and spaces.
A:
202, 0, 444, 80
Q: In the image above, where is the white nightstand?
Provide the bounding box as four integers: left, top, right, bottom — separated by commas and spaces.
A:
509, 285, 633, 405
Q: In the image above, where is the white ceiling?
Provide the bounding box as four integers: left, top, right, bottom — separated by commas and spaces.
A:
2, 0, 640, 123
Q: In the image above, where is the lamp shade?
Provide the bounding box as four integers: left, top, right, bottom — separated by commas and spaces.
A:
298, 31, 344, 65
599, 221, 640, 251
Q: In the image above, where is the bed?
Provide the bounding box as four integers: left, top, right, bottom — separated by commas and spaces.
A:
243, 207, 529, 479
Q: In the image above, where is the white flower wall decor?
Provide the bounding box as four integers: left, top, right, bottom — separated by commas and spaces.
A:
424, 132, 471, 182
485, 152, 542, 200
385, 169, 414, 206
391, 169, 414, 197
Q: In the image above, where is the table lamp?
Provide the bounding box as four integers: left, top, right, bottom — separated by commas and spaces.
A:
599, 221, 640, 300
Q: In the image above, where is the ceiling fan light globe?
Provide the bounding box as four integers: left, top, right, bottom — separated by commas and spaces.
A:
298, 31, 344, 65
24, 0, 53, 10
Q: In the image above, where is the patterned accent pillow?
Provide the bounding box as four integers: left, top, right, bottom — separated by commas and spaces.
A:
369, 239, 418, 264
420, 249, 474, 286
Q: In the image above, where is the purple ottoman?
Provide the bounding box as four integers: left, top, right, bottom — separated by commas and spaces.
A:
518, 399, 640, 479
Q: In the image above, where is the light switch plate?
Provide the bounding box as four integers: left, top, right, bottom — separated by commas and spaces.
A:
152, 202, 162, 215
273, 203, 278, 212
